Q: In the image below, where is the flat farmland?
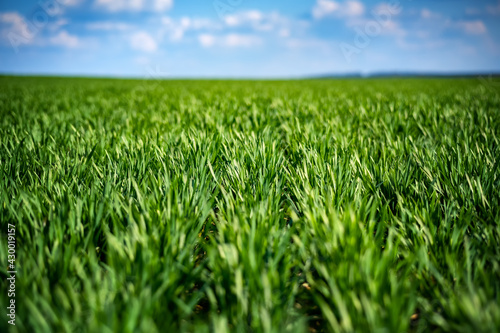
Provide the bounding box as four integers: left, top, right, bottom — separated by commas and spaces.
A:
0, 77, 499, 332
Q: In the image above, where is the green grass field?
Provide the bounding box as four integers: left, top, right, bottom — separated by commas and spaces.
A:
1, 77, 499, 332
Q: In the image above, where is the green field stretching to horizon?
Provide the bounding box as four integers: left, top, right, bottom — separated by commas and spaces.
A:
0, 77, 499, 332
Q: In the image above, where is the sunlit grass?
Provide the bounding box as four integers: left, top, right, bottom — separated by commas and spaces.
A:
0, 77, 499, 332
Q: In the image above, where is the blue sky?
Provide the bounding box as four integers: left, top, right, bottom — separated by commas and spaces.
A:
1, 0, 499, 77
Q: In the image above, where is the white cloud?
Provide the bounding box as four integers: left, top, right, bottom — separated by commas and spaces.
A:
225, 10, 263, 27
86, 21, 133, 31
129, 0, 145, 10
382, 20, 406, 36
421, 9, 440, 19
343, 1, 365, 16
161, 16, 222, 41
198, 33, 215, 47
1, 11, 70, 38
49, 30, 79, 47
221, 10, 300, 39
312, 0, 339, 19
464, 2, 500, 16
279, 29, 290, 37
95, 0, 172, 12
373, 2, 402, 16
154, 0, 173, 11
343, 2, 405, 37
421, 9, 431, 18
0, 12, 23, 25
0, 12, 33, 39
459, 20, 487, 35
225, 10, 288, 32
49, 18, 69, 31
312, 0, 364, 19
161, 16, 182, 40
487, 2, 500, 15
95, 0, 139, 12
1, 12, 80, 49
130, 31, 157, 52
198, 33, 261, 48
186, 17, 220, 30
58, 0, 83, 6
225, 33, 261, 47
95, 0, 121, 12
160, 10, 298, 43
